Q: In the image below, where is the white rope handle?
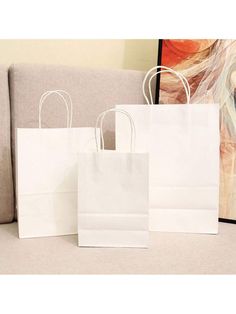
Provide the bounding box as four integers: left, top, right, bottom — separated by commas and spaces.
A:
55, 90, 73, 128
38, 90, 73, 128
143, 65, 190, 104
142, 65, 191, 105
39, 91, 69, 128
148, 70, 190, 105
95, 108, 136, 152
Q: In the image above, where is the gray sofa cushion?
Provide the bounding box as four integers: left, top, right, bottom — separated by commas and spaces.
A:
9, 63, 148, 218
0, 66, 14, 223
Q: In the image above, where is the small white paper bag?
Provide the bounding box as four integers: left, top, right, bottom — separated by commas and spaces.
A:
78, 108, 149, 247
16, 90, 98, 238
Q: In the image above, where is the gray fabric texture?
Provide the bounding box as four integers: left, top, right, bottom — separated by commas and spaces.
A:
0, 222, 236, 274
0, 66, 14, 223
9, 63, 148, 218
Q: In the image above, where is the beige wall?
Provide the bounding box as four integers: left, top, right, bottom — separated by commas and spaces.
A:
0, 40, 158, 71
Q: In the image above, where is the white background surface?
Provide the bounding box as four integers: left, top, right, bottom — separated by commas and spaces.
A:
0, 0, 235, 38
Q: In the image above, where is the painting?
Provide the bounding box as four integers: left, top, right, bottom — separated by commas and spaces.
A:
157, 39, 236, 222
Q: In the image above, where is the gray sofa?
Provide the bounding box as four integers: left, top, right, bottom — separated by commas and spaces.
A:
0, 63, 147, 223
2, 64, 236, 275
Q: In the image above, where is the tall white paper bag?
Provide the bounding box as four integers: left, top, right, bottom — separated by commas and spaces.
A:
16, 90, 98, 238
78, 109, 149, 248
116, 66, 220, 234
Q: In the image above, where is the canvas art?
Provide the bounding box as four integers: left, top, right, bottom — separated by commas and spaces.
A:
158, 39, 236, 221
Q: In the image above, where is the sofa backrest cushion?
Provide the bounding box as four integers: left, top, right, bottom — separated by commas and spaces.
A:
0, 66, 14, 223
9, 63, 149, 218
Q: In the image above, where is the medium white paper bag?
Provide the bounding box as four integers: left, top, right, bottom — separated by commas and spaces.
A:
116, 66, 220, 234
78, 108, 149, 248
16, 90, 98, 238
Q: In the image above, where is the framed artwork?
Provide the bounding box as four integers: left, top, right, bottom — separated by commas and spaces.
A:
156, 39, 236, 223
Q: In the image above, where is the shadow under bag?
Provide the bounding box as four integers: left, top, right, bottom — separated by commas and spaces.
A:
116, 66, 220, 234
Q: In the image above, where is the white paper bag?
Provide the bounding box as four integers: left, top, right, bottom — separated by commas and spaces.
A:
16, 90, 98, 238
116, 66, 220, 234
78, 108, 149, 247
